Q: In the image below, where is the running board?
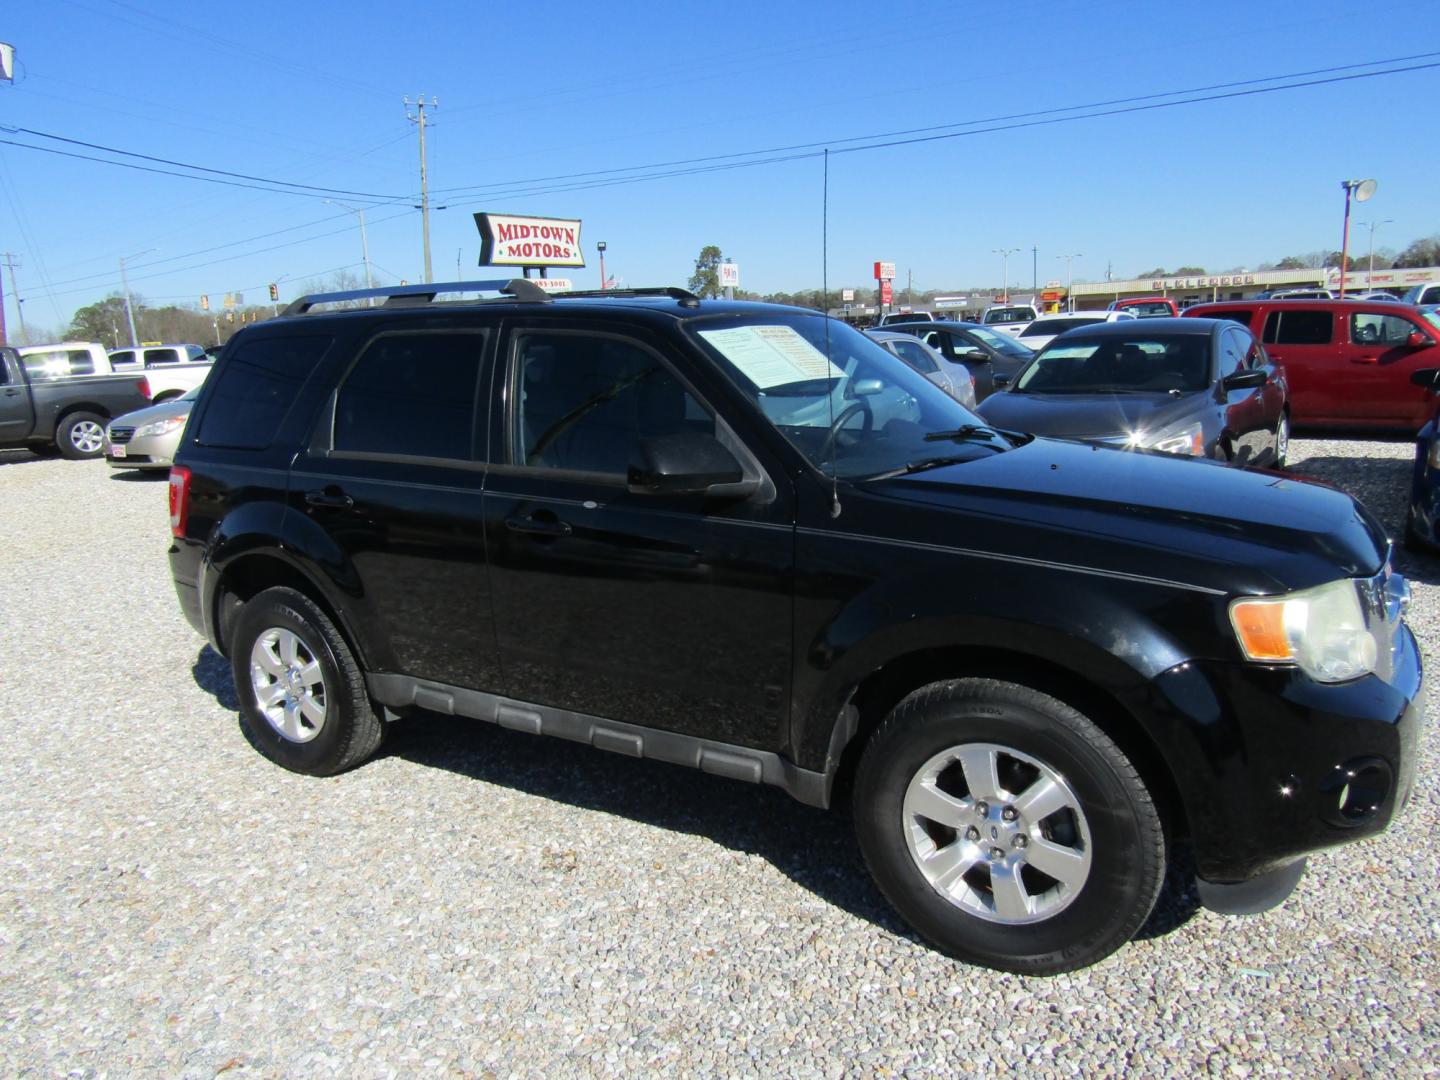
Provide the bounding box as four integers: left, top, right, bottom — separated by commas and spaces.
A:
366, 673, 830, 808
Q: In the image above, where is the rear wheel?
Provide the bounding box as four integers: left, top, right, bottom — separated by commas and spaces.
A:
57, 412, 106, 459
229, 586, 383, 775
854, 678, 1165, 974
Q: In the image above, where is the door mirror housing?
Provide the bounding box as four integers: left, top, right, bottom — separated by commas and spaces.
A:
993, 372, 1011, 388
1408, 330, 1434, 349
1409, 367, 1440, 389
628, 433, 750, 496
1222, 370, 1268, 391
850, 378, 885, 397
960, 349, 990, 363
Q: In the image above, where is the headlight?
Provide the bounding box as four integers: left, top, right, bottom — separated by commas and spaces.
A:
135, 416, 187, 438
1229, 578, 1379, 683
1146, 423, 1205, 457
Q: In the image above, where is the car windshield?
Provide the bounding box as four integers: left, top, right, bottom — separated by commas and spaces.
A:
1121, 301, 1174, 317
1014, 334, 1212, 394
1421, 310, 1440, 334
689, 313, 1007, 479
962, 323, 1035, 360
983, 307, 1036, 325
1019, 317, 1102, 338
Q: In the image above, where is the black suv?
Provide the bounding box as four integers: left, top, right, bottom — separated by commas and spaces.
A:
169, 280, 1422, 974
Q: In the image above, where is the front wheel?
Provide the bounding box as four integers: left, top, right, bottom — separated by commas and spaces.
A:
57, 412, 106, 459
229, 586, 383, 776
854, 679, 1165, 974
1274, 412, 1290, 470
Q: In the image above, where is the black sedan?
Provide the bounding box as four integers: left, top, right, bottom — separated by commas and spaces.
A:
883, 319, 1035, 402
976, 318, 1289, 468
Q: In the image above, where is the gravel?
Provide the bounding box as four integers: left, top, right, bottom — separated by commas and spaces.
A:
0, 439, 1436, 1078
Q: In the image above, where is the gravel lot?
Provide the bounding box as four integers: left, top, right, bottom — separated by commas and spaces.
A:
1, 439, 1436, 1078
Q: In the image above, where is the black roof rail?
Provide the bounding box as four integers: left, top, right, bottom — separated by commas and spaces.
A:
280, 278, 552, 316
554, 286, 702, 308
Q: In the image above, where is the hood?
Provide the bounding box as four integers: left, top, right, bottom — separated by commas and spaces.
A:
977, 389, 1204, 439
861, 436, 1388, 594
111, 397, 194, 428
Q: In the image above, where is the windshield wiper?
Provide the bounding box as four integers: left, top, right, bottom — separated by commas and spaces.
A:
924, 424, 1004, 443
866, 455, 977, 479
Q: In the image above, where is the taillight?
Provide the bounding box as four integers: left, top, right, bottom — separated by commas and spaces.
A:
169, 466, 191, 537
138, 377, 152, 399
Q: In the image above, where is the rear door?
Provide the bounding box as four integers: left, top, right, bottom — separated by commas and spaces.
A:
1339, 310, 1440, 428
1261, 306, 1341, 423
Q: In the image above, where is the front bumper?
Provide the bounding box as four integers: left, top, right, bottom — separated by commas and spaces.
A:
105, 428, 179, 469
1133, 620, 1423, 887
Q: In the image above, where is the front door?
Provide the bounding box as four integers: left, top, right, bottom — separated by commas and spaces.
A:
1339, 310, 1440, 427
482, 320, 796, 751
0, 355, 32, 441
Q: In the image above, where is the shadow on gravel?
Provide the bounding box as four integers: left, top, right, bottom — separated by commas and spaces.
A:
107, 469, 168, 482
0, 448, 59, 468
190, 643, 1202, 952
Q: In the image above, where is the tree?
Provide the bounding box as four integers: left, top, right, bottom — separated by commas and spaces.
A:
1393, 235, 1440, 269
68, 294, 133, 349
688, 245, 723, 298
1273, 256, 1309, 270
1173, 265, 1206, 275
1136, 267, 1166, 278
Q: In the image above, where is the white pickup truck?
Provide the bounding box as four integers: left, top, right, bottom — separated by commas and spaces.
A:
108, 345, 213, 402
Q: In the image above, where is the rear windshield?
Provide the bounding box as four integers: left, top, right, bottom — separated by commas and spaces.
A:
1020, 317, 1101, 338
982, 307, 1036, 325
1121, 301, 1174, 317
195, 335, 332, 449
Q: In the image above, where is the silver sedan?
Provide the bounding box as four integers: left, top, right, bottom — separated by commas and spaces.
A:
104, 386, 199, 470
864, 328, 977, 409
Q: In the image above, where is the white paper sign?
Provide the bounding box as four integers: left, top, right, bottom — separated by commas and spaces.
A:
697, 325, 844, 389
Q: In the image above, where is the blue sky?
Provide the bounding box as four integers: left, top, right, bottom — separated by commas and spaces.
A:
1, 0, 1437, 331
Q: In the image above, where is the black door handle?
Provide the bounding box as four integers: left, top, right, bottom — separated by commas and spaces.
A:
505, 513, 572, 537
2, 388, 19, 397
305, 488, 354, 509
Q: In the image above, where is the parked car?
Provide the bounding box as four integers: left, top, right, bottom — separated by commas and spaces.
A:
0, 345, 152, 458
109, 344, 213, 402
170, 279, 1420, 975
1016, 310, 1136, 352
15, 341, 112, 379
1356, 292, 1401, 302
1107, 297, 1179, 318
977, 318, 1288, 468
864, 328, 975, 408
1406, 367, 1440, 550
878, 311, 933, 325
1183, 299, 1440, 430
1402, 281, 1440, 307
105, 383, 202, 470
980, 304, 1038, 337
885, 319, 1036, 402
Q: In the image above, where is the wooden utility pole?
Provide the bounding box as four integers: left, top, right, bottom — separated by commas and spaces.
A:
2, 252, 24, 342
405, 96, 437, 284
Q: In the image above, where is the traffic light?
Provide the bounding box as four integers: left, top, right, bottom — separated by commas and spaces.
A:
226, 311, 234, 324
268, 282, 279, 301
200, 294, 210, 311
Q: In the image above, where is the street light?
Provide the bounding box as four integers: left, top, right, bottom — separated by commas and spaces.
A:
1056, 253, 1082, 312
1338, 178, 1377, 298
992, 248, 1019, 302
118, 247, 156, 347
1361, 219, 1394, 286
325, 200, 374, 302
597, 241, 607, 290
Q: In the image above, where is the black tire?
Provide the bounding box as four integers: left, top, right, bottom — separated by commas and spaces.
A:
229, 586, 383, 776
853, 678, 1165, 974
1273, 411, 1289, 470
56, 411, 107, 459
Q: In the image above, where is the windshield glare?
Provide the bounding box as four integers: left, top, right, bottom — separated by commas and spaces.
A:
1015, 335, 1212, 394
963, 323, 1034, 359
689, 314, 993, 479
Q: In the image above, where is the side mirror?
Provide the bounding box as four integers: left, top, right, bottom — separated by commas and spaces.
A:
1409, 368, 1440, 389
993, 372, 1011, 388
850, 378, 884, 397
960, 349, 990, 363
1222, 370, 1268, 391
627, 433, 748, 496
1408, 330, 1434, 349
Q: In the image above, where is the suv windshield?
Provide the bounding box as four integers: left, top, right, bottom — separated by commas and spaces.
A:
689, 314, 1005, 479
1014, 334, 1212, 394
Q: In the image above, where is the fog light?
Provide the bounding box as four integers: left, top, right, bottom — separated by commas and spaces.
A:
1319, 757, 1391, 827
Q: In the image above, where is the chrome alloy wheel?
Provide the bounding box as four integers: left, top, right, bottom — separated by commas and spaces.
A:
249, 628, 327, 743
1276, 413, 1290, 465
902, 742, 1092, 924
71, 420, 105, 454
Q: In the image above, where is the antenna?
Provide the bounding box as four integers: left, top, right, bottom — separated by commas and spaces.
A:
823, 148, 840, 519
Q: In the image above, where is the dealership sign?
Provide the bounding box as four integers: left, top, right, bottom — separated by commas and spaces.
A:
720, 263, 740, 288
475, 213, 585, 268
1151, 274, 1256, 290
874, 261, 895, 281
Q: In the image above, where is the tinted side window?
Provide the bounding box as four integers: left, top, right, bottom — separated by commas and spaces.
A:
513, 333, 714, 475
1218, 329, 1245, 373
889, 339, 939, 374
144, 348, 178, 366
196, 335, 332, 450
1204, 309, 1253, 328
110, 350, 137, 367
1421, 286, 1440, 305
1268, 310, 1333, 345
333, 332, 484, 460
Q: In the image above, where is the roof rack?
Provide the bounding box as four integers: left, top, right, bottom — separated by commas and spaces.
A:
280, 278, 552, 316
552, 286, 702, 308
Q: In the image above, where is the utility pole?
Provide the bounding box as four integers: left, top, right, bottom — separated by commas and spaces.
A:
405, 95, 437, 284
1032, 245, 1038, 292
1, 252, 22, 342
992, 248, 1019, 302
1056, 253, 1082, 312
119, 255, 139, 346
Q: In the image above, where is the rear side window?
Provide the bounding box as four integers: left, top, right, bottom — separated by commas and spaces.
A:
332, 332, 485, 460
144, 348, 179, 366
20, 349, 95, 379
1263, 310, 1333, 346
196, 335, 332, 449
110, 350, 137, 367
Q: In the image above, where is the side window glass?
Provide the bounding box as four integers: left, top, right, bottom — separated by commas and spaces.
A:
66, 350, 96, 375
1245, 339, 1266, 369
1272, 311, 1333, 345
891, 339, 938, 374
144, 348, 178, 366
111, 350, 136, 367
1218, 330, 1245, 373
0, 358, 8, 385
513, 333, 714, 476
922, 331, 952, 358
333, 332, 484, 460
196, 335, 333, 450
1351, 313, 1413, 346
1261, 311, 1281, 344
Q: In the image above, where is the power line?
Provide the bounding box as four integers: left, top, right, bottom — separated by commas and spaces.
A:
7, 127, 410, 200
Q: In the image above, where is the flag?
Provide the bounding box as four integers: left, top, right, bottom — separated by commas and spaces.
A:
0, 43, 15, 83
604, 275, 616, 289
